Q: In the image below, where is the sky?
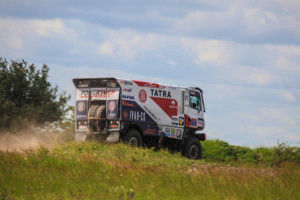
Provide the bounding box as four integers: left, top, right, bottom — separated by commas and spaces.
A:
0, 0, 300, 147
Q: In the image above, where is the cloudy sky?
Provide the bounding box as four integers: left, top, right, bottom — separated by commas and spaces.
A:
1, 0, 299, 147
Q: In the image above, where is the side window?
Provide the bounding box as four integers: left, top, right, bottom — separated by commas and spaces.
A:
189, 92, 201, 111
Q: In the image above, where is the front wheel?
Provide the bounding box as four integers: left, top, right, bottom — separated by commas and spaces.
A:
183, 137, 202, 160
123, 129, 142, 147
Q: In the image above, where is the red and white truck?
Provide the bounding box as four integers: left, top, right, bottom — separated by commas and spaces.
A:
73, 77, 206, 159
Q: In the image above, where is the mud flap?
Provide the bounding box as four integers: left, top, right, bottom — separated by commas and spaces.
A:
106, 132, 120, 143
75, 132, 88, 142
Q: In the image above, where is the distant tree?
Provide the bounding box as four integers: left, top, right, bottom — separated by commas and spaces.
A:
0, 57, 70, 130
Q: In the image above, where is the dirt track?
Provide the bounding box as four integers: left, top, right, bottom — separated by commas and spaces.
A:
187, 163, 276, 177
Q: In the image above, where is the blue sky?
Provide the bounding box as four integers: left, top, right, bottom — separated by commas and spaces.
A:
1, 0, 300, 147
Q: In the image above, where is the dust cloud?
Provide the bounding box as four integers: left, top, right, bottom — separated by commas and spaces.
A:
0, 130, 69, 152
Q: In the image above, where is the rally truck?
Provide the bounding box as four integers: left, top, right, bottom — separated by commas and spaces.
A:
73, 77, 206, 159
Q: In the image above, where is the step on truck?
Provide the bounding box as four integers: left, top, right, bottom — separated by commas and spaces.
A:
73, 78, 206, 159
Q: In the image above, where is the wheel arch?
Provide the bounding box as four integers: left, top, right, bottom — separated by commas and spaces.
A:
122, 122, 143, 137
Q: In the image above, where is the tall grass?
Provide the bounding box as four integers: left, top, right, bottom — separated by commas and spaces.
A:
1, 141, 300, 199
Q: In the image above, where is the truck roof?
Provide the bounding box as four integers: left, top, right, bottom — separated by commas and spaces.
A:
72, 77, 203, 93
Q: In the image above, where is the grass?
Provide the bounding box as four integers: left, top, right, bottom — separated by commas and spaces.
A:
0, 141, 300, 199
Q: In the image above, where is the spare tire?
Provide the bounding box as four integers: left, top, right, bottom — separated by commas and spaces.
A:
96, 105, 106, 133
88, 105, 98, 118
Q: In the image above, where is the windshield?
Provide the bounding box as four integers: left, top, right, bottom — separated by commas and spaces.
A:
189, 91, 201, 111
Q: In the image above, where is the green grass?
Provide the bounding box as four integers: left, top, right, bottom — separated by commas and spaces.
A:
1, 141, 300, 199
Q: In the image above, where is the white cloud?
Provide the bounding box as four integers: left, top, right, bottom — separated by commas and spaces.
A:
181, 38, 233, 65
68, 49, 79, 55
97, 30, 156, 60
243, 8, 279, 34
99, 41, 115, 55
229, 65, 271, 86
282, 91, 296, 102
0, 17, 75, 49
32, 18, 71, 38
266, 0, 300, 11
167, 59, 177, 66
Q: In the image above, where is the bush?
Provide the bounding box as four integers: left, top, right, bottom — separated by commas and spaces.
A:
202, 140, 300, 166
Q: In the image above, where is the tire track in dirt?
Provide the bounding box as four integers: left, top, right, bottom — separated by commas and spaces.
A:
187, 163, 276, 177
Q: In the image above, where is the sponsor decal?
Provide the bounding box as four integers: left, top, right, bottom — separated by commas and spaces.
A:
150, 89, 171, 98
172, 116, 178, 121
76, 88, 89, 100
123, 111, 128, 119
122, 100, 134, 107
144, 126, 157, 135
158, 126, 164, 136
150, 97, 178, 118
185, 95, 189, 101
91, 89, 115, 98
129, 111, 146, 122
76, 100, 88, 119
90, 88, 119, 100
80, 91, 89, 98
171, 129, 176, 137
164, 127, 171, 136
170, 100, 177, 108
191, 119, 198, 126
122, 95, 134, 100
139, 89, 147, 103
107, 100, 118, 118
120, 80, 133, 85
179, 117, 184, 126
121, 100, 156, 124
77, 102, 86, 112
143, 105, 158, 121
198, 118, 204, 127
176, 129, 183, 139
123, 88, 132, 92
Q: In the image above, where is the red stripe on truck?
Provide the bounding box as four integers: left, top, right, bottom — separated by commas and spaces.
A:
133, 80, 165, 89
150, 97, 178, 118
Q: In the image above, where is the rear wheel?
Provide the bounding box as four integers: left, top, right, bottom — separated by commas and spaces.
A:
183, 137, 202, 160
123, 129, 142, 147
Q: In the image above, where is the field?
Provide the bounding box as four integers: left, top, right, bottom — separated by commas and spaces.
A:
0, 140, 300, 200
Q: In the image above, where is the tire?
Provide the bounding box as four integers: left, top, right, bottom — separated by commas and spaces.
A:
183, 137, 202, 160
96, 105, 106, 133
88, 105, 99, 133
123, 129, 142, 147
88, 105, 98, 118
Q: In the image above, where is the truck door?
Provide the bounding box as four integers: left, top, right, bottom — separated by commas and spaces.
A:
184, 90, 205, 129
